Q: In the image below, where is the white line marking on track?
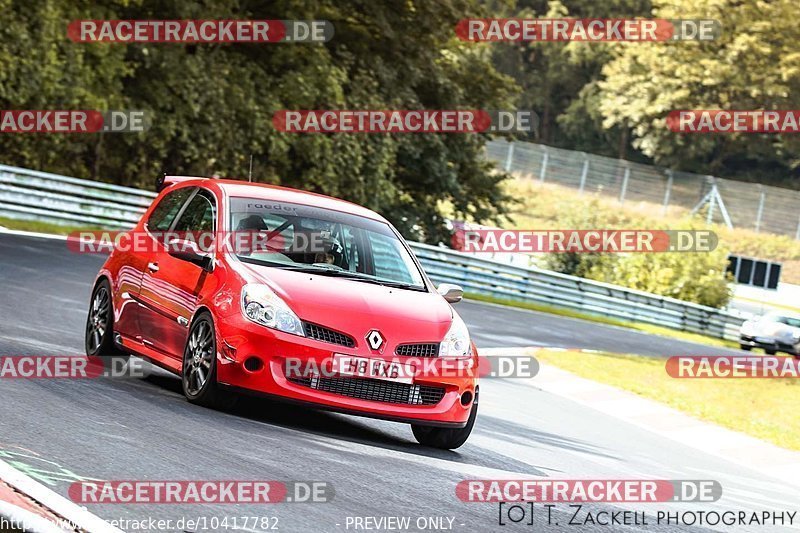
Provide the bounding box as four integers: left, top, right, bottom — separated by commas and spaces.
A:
0, 228, 69, 241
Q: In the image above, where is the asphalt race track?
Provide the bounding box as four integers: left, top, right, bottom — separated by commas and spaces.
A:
0, 232, 793, 533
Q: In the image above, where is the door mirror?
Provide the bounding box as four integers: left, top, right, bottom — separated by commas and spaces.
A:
437, 283, 463, 304
167, 239, 213, 272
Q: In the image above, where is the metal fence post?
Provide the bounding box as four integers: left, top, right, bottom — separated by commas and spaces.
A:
795, 214, 800, 240
578, 157, 589, 195
504, 142, 514, 172
754, 189, 765, 233
539, 148, 549, 182
619, 166, 630, 204
663, 170, 673, 215
707, 183, 717, 224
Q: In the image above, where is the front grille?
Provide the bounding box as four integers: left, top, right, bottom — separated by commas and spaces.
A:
396, 343, 440, 357
303, 322, 356, 348
288, 376, 445, 406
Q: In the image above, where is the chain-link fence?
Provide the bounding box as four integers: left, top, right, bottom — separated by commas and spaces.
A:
487, 139, 800, 239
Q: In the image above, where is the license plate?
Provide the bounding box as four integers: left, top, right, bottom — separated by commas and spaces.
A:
333, 355, 414, 384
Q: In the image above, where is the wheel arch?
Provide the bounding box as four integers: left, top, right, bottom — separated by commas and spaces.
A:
92, 273, 112, 292
187, 305, 218, 350
189, 305, 214, 328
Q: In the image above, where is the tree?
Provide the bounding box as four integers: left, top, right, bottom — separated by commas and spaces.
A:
598, 0, 800, 186
490, 0, 651, 158
0, 0, 519, 243
0, 0, 129, 178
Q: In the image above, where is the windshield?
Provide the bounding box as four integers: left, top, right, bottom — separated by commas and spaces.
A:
764, 312, 800, 328
229, 197, 426, 290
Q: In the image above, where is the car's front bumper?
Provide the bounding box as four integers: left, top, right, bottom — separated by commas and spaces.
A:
215, 315, 477, 427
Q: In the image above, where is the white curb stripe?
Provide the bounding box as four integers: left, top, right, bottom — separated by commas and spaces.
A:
0, 459, 122, 533
0, 501, 65, 533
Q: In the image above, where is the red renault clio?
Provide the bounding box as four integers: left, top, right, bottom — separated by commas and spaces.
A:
85, 176, 479, 449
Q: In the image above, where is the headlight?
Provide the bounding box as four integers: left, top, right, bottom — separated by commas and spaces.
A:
439, 312, 472, 358
241, 284, 305, 337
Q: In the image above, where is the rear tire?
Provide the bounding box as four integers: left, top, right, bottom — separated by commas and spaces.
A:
765, 348, 777, 355
182, 312, 237, 409
739, 344, 752, 351
412, 391, 478, 450
85, 279, 123, 357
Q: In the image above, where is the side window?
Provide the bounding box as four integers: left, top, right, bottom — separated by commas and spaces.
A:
147, 188, 192, 231
172, 191, 216, 233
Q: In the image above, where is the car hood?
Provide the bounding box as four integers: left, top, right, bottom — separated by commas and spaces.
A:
236, 261, 454, 344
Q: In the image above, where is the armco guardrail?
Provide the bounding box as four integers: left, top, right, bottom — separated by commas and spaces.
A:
409, 242, 746, 341
0, 164, 155, 229
0, 164, 745, 341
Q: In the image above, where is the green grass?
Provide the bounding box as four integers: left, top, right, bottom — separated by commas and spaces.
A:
0, 216, 94, 235
466, 292, 739, 349
537, 349, 800, 451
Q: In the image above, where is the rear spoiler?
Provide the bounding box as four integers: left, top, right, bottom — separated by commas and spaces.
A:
155, 174, 211, 193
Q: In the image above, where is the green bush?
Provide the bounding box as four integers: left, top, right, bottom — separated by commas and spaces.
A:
542, 201, 733, 308
586, 248, 733, 308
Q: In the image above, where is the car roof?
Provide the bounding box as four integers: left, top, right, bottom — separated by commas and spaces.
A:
170, 177, 388, 223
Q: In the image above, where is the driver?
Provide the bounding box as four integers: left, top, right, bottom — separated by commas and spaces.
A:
312, 231, 343, 266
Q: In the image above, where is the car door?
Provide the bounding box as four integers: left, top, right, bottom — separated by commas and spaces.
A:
116, 186, 193, 342
137, 188, 216, 358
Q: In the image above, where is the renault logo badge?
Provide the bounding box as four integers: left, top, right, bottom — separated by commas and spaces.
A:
366, 330, 385, 351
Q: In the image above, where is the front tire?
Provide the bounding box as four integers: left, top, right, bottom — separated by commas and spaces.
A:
765, 348, 777, 355
739, 344, 752, 351
85, 279, 123, 357
182, 312, 236, 409
412, 391, 478, 450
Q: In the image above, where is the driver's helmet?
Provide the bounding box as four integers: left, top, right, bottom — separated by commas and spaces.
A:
313, 230, 343, 265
